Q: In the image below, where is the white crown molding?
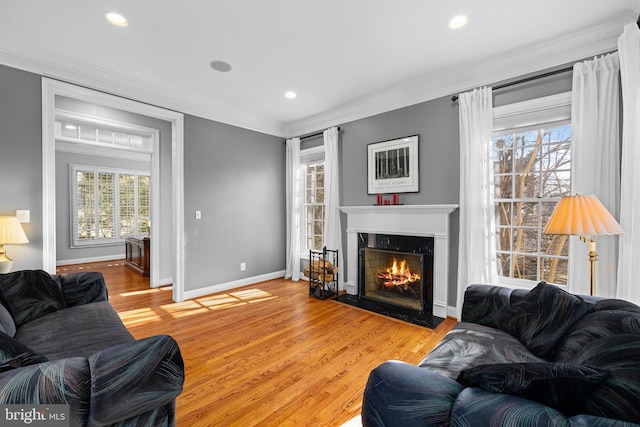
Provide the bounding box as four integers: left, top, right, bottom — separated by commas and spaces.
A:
0, 36, 286, 137
283, 11, 635, 138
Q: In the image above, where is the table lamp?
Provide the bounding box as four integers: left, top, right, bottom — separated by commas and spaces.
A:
0, 216, 29, 274
543, 195, 623, 295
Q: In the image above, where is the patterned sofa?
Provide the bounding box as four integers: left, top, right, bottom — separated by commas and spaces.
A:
362, 282, 640, 426
0, 270, 184, 426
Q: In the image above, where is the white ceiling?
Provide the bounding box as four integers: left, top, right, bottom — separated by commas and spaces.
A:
1, 1, 639, 137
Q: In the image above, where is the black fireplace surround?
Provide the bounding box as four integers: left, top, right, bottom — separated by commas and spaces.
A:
335, 232, 442, 328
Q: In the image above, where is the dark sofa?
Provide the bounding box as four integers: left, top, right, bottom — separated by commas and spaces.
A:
362, 282, 640, 426
0, 269, 184, 426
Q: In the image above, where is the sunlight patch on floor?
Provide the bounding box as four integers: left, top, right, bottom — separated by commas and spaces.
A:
117, 288, 278, 325
230, 289, 272, 299
120, 288, 165, 297
118, 307, 162, 325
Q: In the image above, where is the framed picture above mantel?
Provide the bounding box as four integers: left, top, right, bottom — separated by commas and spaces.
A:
367, 135, 419, 194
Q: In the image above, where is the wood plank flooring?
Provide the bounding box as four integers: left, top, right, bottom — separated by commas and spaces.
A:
57, 261, 456, 427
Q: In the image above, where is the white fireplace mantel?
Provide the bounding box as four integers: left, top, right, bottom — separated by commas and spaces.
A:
339, 204, 458, 319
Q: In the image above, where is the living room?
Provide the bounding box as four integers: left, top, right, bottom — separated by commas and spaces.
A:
1, 1, 640, 426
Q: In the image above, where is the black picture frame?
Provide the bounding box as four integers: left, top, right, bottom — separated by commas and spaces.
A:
367, 135, 419, 194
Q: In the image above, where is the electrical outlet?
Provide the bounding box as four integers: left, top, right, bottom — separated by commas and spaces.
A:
240, 262, 246, 271
195, 210, 202, 220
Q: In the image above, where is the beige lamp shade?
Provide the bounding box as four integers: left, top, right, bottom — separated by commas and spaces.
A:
0, 216, 29, 244
0, 216, 28, 274
544, 195, 623, 236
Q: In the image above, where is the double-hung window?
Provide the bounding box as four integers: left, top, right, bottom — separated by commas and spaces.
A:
71, 164, 150, 247
300, 146, 325, 253
492, 93, 572, 286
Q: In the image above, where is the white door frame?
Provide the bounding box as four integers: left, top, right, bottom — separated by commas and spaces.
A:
42, 78, 185, 302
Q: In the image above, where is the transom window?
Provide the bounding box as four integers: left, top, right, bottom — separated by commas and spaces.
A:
71, 164, 150, 247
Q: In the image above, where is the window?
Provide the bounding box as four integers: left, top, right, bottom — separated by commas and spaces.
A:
72, 165, 150, 247
303, 162, 325, 252
492, 93, 572, 286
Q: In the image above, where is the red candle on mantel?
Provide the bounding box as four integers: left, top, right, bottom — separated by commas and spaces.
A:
393, 194, 399, 204
376, 194, 383, 205
383, 199, 390, 205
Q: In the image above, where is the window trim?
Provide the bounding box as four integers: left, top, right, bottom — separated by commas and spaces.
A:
70, 164, 150, 248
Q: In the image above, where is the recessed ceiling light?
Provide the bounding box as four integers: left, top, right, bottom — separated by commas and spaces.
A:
285, 91, 297, 99
105, 12, 128, 27
210, 60, 232, 72
448, 15, 468, 29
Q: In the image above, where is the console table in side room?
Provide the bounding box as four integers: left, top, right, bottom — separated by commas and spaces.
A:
125, 234, 150, 276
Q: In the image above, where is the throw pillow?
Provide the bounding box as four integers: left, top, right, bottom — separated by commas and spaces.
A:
497, 282, 595, 358
0, 270, 67, 327
457, 362, 610, 414
0, 331, 48, 372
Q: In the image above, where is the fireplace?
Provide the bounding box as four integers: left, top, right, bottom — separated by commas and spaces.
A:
359, 233, 434, 315
340, 204, 458, 320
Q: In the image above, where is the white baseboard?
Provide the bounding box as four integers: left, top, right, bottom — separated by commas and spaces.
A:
56, 255, 125, 266
183, 270, 286, 300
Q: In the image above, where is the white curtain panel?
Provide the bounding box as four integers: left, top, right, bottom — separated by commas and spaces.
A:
323, 126, 344, 289
571, 53, 620, 297
285, 137, 301, 281
456, 87, 499, 320
617, 23, 640, 304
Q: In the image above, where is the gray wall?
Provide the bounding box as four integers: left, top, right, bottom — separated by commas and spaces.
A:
55, 151, 151, 263
340, 95, 460, 206
183, 116, 285, 292
494, 68, 573, 107
0, 65, 43, 271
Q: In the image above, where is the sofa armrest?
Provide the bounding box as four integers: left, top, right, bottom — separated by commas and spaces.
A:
56, 272, 108, 307
0, 357, 92, 426
88, 335, 184, 426
362, 361, 463, 427
461, 284, 528, 328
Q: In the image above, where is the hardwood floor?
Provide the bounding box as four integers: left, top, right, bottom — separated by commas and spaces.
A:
57, 261, 456, 427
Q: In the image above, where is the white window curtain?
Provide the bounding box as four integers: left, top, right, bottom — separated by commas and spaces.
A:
457, 87, 499, 319
571, 53, 620, 297
617, 23, 640, 304
285, 137, 301, 281
323, 126, 344, 290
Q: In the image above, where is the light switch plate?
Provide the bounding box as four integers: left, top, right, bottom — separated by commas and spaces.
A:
16, 210, 30, 223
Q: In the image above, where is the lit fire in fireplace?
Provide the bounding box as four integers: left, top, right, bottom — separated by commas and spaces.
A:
378, 258, 421, 290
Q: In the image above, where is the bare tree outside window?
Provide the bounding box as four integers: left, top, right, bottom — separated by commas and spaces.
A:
493, 124, 571, 285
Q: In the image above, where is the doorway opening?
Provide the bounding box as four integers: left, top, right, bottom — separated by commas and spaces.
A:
42, 79, 186, 302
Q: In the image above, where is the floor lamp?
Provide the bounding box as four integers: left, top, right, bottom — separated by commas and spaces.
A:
543, 195, 623, 296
